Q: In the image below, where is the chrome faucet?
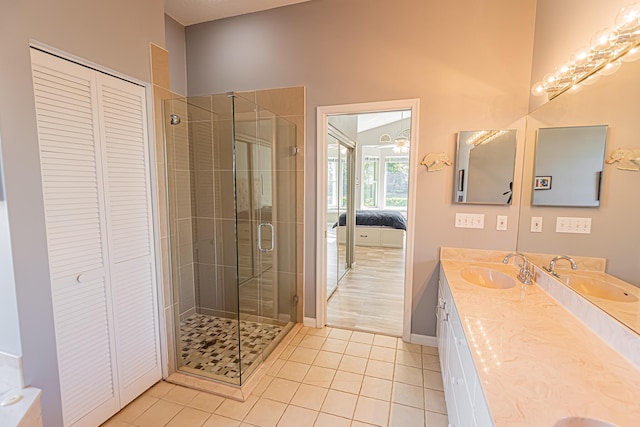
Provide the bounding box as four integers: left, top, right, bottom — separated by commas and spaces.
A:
543, 255, 577, 278
502, 252, 533, 285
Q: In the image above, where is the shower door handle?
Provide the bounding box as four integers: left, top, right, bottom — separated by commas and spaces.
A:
257, 223, 274, 252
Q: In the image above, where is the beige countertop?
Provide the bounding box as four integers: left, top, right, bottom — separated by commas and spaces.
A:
440, 248, 640, 427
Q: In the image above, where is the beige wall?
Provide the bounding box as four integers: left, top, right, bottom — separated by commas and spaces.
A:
0, 1, 165, 424
184, 0, 538, 335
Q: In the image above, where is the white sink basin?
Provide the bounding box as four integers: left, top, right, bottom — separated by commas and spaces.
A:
554, 417, 617, 427
460, 266, 516, 289
564, 276, 638, 303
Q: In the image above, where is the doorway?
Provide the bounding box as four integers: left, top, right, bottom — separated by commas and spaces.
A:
316, 99, 419, 342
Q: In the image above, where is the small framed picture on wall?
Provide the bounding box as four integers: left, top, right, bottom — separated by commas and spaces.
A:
534, 176, 552, 190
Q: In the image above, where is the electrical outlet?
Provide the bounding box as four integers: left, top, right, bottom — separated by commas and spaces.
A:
531, 217, 543, 233
496, 215, 508, 231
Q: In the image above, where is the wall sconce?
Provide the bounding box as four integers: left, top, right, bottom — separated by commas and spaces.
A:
532, 2, 640, 99
606, 147, 640, 170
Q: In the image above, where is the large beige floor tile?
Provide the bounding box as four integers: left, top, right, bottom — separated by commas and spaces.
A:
397, 341, 422, 353
424, 388, 447, 414
243, 398, 287, 427
165, 407, 210, 427
365, 359, 394, 380
314, 412, 350, 427
338, 355, 368, 374
353, 396, 390, 426
330, 370, 364, 394
423, 370, 444, 391
388, 403, 425, 427
321, 338, 348, 354
251, 374, 274, 397
305, 327, 332, 337
276, 360, 311, 382
214, 395, 258, 421
133, 399, 183, 427
144, 381, 175, 398
262, 377, 300, 403
312, 351, 342, 369
350, 331, 374, 345
391, 382, 424, 409
299, 335, 326, 350
372, 335, 398, 349
290, 383, 329, 411
422, 354, 441, 372
395, 350, 422, 368
320, 389, 358, 419
369, 346, 396, 363
359, 376, 392, 401
344, 342, 372, 358
426, 410, 449, 427
394, 365, 423, 387
328, 329, 352, 341
289, 347, 319, 364
187, 392, 225, 413
111, 395, 158, 422
277, 405, 318, 427
422, 346, 439, 356
163, 385, 199, 405
202, 414, 240, 427
302, 366, 336, 388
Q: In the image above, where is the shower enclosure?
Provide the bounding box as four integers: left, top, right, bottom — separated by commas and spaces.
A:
163, 93, 298, 385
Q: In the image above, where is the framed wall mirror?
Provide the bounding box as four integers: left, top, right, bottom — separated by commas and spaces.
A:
532, 125, 607, 207
454, 129, 517, 205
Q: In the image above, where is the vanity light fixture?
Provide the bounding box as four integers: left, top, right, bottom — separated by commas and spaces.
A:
532, 2, 640, 99
464, 129, 507, 147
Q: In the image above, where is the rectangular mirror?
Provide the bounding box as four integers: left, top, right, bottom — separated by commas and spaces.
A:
454, 129, 517, 204
532, 125, 607, 207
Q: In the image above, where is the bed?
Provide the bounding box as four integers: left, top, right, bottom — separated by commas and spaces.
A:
333, 210, 406, 248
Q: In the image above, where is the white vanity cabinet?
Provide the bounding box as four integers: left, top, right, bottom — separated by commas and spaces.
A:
437, 266, 494, 427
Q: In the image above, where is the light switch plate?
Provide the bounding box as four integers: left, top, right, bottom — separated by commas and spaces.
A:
531, 217, 543, 233
496, 215, 508, 231
455, 213, 485, 229
556, 217, 592, 234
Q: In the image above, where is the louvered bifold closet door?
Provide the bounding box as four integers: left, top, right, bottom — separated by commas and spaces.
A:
30, 49, 120, 426
96, 73, 161, 406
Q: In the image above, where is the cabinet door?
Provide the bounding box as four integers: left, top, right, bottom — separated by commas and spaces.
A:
97, 73, 162, 406
31, 49, 119, 427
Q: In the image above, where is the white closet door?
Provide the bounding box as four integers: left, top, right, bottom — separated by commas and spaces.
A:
96, 73, 162, 405
31, 49, 120, 426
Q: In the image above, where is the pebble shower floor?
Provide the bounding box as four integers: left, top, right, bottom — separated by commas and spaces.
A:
180, 313, 283, 380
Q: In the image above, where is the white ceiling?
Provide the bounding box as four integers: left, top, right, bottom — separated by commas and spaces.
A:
165, 0, 313, 26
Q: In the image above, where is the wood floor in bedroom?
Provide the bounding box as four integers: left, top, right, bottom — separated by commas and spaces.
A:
327, 246, 405, 337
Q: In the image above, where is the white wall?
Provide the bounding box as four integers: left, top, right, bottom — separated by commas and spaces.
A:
0, 1, 164, 424
185, 0, 537, 336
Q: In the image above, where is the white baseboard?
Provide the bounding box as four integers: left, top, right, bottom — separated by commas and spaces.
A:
303, 317, 318, 327
410, 333, 437, 347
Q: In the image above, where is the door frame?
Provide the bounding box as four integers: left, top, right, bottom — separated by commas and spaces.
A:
315, 99, 420, 343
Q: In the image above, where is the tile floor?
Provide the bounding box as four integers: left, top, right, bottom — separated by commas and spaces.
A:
103, 326, 448, 427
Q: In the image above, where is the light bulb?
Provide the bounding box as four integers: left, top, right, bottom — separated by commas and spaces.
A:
615, 2, 640, 29
591, 28, 616, 52
600, 59, 622, 75
531, 81, 546, 96
622, 46, 640, 62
